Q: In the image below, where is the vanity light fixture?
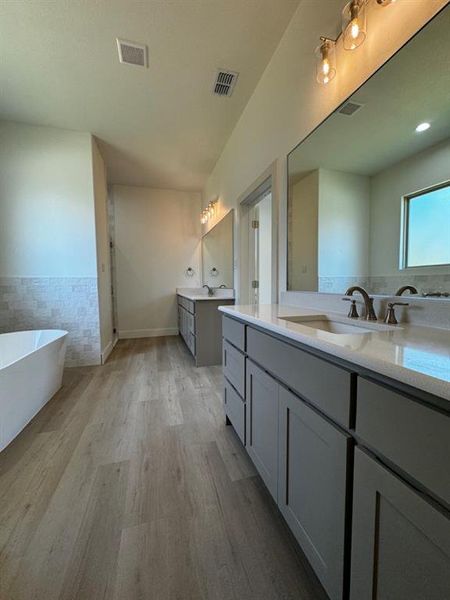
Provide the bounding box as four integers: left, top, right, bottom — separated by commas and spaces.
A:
316, 0, 402, 85
415, 122, 431, 133
200, 199, 218, 224
342, 0, 367, 50
316, 37, 337, 85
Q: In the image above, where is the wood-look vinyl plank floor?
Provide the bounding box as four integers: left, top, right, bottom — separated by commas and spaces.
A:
0, 336, 327, 600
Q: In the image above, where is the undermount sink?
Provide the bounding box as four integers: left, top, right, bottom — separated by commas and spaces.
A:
280, 316, 373, 334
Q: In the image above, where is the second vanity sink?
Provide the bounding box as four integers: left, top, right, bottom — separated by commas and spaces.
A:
280, 315, 381, 335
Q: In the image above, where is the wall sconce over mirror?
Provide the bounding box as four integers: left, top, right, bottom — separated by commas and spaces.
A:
200, 199, 217, 224
342, 0, 367, 51
315, 37, 336, 85
316, 0, 398, 85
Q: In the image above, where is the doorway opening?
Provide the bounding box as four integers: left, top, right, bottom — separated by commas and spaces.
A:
240, 176, 274, 305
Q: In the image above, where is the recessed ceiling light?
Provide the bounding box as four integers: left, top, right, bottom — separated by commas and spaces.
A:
415, 122, 430, 133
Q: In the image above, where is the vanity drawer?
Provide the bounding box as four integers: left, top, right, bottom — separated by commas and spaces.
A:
178, 296, 195, 314
188, 331, 196, 356
224, 379, 246, 444
186, 311, 195, 334
222, 316, 245, 351
223, 339, 245, 398
356, 378, 450, 506
246, 327, 352, 427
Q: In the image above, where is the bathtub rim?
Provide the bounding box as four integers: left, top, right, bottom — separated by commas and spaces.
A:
0, 329, 68, 370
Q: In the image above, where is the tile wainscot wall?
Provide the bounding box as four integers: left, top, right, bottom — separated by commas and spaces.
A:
0, 277, 101, 366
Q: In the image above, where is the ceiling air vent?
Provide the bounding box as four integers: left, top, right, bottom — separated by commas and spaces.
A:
116, 38, 148, 68
213, 70, 239, 97
338, 101, 364, 116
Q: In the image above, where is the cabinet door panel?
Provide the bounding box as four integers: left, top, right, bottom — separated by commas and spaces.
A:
351, 447, 450, 600
246, 360, 279, 500
278, 387, 350, 600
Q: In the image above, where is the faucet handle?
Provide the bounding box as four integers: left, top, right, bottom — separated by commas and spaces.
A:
384, 302, 409, 325
342, 297, 359, 318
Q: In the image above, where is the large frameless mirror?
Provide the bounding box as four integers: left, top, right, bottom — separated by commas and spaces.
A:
287, 9, 450, 297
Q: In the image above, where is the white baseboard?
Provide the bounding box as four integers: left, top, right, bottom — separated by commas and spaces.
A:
101, 336, 118, 364
118, 328, 179, 339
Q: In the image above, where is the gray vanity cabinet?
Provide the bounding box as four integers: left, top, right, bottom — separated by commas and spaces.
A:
177, 295, 234, 366
278, 387, 350, 600
246, 359, 280, 501
222, 314, 450, 600
350, 447, 450, 600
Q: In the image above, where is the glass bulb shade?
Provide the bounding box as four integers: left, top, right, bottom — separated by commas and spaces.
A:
315, 40, 336, 84
342, 0, 367, 50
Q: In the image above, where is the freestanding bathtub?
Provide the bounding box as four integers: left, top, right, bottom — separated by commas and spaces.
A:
0, 330, 68, 452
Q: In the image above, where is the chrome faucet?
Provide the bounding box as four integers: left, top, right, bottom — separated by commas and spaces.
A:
395, 285, 418, 296
202, 284, 214, 297
344, 286, 377, 321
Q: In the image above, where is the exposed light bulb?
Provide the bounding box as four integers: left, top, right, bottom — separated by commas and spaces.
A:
315, 38, 336, 85
342, 0, 366, 50
350, 19, 360, 39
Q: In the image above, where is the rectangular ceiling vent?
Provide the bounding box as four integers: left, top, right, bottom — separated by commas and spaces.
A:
338, 101, 364, 116
116, 38, 148, 68
213, 70, 239, 97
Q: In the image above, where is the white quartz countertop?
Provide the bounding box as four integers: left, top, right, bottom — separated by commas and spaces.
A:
219, 304, 450, 401
177, 287, 235, 301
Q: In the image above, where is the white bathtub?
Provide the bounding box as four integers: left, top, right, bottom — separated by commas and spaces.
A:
0, 330, 68, 452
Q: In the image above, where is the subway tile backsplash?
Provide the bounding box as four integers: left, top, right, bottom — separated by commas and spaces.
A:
0, 277, 101, 367
318, 273, 450, 295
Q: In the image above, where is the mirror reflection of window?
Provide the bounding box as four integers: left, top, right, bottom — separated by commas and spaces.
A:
404, 184, 450, 268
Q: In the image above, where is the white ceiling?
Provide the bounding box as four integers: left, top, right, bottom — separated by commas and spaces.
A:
0, 0, 300, 191
288, 7, 450, 181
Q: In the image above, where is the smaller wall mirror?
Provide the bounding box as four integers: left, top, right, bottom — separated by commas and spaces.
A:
202, 210, 234, 288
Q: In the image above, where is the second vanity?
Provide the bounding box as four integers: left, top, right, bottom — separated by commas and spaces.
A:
219, 303, 450, 600
177, 287, 234, 366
